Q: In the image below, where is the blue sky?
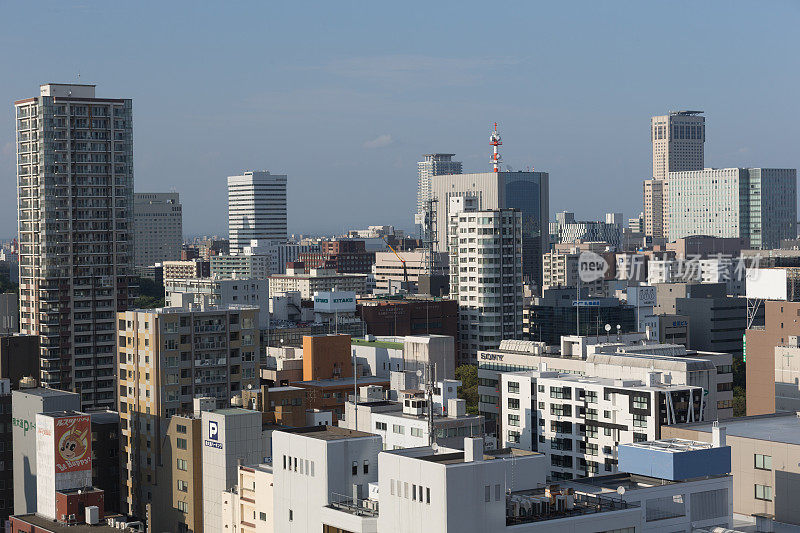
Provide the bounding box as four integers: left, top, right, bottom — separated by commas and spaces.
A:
1, 1, 798, 238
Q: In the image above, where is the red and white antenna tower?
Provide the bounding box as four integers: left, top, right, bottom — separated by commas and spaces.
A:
489, 122, 502, 172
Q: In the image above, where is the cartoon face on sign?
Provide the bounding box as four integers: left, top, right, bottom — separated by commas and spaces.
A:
58, 425, 89, 462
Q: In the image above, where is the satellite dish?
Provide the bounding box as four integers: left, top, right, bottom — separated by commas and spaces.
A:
604, 324, 612, 332
432, 442, 439, 452
617, 486, 626, 496
416, 370, 423, 378
247, 384, 252, 390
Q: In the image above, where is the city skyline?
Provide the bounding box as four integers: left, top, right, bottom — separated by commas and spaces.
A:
1, 2, 799, 238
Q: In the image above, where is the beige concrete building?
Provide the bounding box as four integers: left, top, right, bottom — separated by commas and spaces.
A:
134, 192, 183, 267
644, 111, 705, 239
117, 305, 259, 518
269, 264, 368, 299
663, 413, 800, 526
221, 463, 274, 533
150, 414, 204, 533
373, 250, 447, 292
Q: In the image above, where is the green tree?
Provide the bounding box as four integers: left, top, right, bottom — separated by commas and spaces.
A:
455, 364, 479, 415
732, 355, 746, 417
131, 277, 165, 309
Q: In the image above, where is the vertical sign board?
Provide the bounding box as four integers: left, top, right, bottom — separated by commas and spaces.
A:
54, 415, 92, 474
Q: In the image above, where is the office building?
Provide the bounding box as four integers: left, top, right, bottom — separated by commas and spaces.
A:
663, 413, 800, 526
628, 213, 644, 234
359, 296, 459, 345
373, 249, 448, 293
299, 240, 375, 274
201, 408, 266, 533
227, 171, 287, 254
117, 305, 259, 517
523, 288, 636, 345
651, 111, 705, 181
133, 192, 182, 267
549, 212, 622, 248
16, 83, 134, 409
12, 387, 81, 515
500, 371, 705, 480
210, 252, 271, 280
266, 242, 319, 275
654, 282, 745, 357
0, 334, 39, 388
0, 293, 18, 334
449, 205, 523, 361
164, 278, 269, 328
432, 170, 549, 287
269, 263, 368, 299
644, 111, 705, 239
642, 179, 667, 239
417, 154, 462, 218
668, 167, 796, 248
541, 250, 607, 294
163, 259, 210, 280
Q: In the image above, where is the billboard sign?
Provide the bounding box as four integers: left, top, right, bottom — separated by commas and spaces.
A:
746, 268, 788, 301
627, 286, 657, 307
205, 419, 222, 449
54, 415, 91, 474
314, 291, 356, 313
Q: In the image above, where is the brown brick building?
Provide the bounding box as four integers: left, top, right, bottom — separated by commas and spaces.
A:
745, 300, 800, 415
298, 240, 375, 274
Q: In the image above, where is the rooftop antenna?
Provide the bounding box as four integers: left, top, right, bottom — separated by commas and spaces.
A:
490, 122, 502, 173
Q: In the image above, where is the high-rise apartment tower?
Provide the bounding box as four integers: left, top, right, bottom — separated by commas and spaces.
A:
15, 83, 133, 409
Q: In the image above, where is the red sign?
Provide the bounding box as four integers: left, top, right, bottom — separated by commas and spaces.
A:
54, 415, 92, 474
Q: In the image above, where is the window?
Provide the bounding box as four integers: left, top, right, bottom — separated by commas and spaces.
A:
289, 510, 293, 522
177, 480, 188, 492
390, 479, 395, 495
177, 501, 188, 513
412, 485, 417, 501
411, 427, 423, 438
507, 430, 520, 443
633, 414, 647, 428
755, 454, 772, 470
508, 398, 520, 410
259, 512, 267, 521
495, 484, 501, 501
393, 424, 405, 434
176, 424, 187, 434
426, 487, 430, 504
755, 484, 772, 501
352, 461, 358, 476
176, 438, 187, 450
484, 485, 491, 502
507, 381, 520, 394
633, 432, 648, 442
632, 395, 648, 410
508, 414, 520, 427
375, 421, 387, 431
176, 459, 187, 471
363, 460, 369, 474
645, 494, 686, 521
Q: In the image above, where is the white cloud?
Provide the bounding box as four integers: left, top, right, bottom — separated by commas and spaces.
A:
363, 134, 394, 149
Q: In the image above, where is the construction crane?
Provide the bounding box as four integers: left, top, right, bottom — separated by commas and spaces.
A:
381, 236, 409, 290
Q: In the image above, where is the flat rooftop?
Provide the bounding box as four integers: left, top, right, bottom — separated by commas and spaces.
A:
11, 514, 129, 533
415, 447, 539, 465
670, 412, 800, 445
39, 410, 84, 419
293, 376, 389, 387
624, 438, 714, 453
281, 425, 376, 441
14, 387, 78, 399
266, 386, 304, 392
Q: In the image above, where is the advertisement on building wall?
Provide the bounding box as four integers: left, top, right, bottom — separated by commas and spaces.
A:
54, 415, 92, 474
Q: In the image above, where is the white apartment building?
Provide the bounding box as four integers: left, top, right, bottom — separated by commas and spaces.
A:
449, 201, 523, 361
227, 171, 288, 254
210, 252, 271, 280
352, 335, 456, 380
500, 371, 705, 481
266, 242, 318, 275
431, 170, 549, 287
165, 277, 269, 327
269, 265, 368, 299
668, 167, 796, 249
373, 250, 448, 292
417, 153, 462, 217
477, 336, 733, 437
272, 426, 382, 533
16, 83, 133, 409
643, 178, 666, 239
134, 192, 182, 267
